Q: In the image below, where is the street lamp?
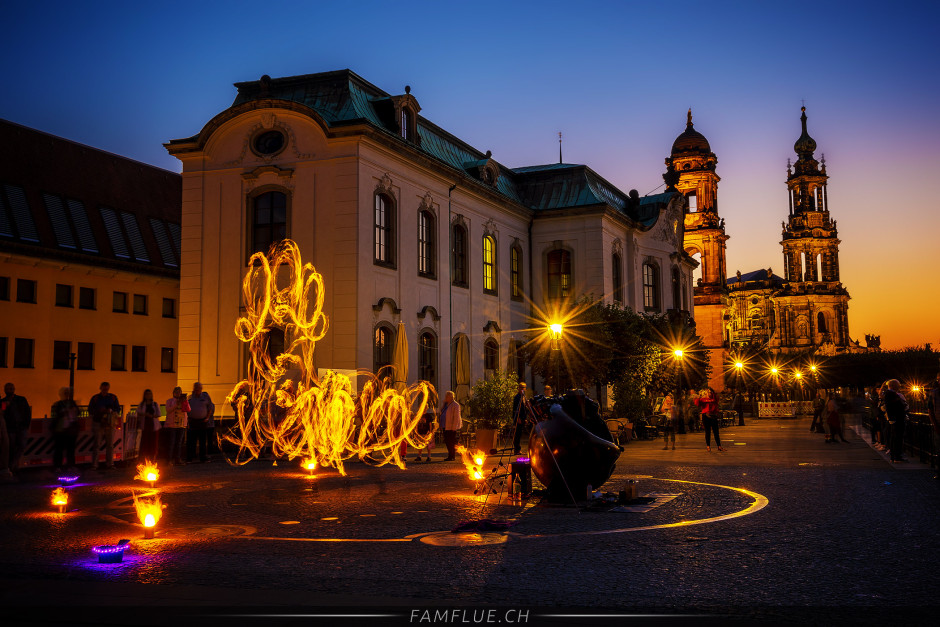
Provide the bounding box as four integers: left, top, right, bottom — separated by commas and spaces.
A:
549, 322, 563, 391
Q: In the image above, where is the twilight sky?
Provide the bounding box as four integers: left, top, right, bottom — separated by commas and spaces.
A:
2, 0, 937, 349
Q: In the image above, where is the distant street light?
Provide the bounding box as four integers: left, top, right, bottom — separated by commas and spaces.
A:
548, 322, 563, 391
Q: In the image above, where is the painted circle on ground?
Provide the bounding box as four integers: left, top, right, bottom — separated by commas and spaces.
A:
419, 532, 509, 546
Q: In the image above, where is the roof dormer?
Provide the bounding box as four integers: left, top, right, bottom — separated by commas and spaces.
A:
463, 151, 500, 187
390, 86, 421, 144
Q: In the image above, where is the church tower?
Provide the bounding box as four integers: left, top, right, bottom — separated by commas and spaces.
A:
781, 107, 840, 285
669, 110, 728, 388
668, 109, 728, 296
775, 107, 851, 351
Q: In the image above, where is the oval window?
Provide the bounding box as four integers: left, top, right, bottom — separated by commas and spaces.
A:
253, 130, 285, 155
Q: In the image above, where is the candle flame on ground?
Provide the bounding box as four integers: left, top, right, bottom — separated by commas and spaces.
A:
457, 446, 487, 481
223, 240, 435, 475
134, 461, 160, 483
132, 492, 165, 527
51, 487, 68, 506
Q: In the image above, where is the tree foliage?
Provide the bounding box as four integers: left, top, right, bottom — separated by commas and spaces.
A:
520, 299, 710, 419
468, 369, 518, 430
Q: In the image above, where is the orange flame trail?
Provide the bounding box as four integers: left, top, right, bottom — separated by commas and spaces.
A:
457, 445, 487, 481
224, 240, 435, 475
51, 487, 68, 507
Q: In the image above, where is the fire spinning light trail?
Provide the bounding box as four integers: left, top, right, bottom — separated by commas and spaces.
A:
224, 240, 435, 475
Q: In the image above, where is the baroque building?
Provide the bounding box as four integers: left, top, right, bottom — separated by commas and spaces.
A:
164, 69, 697, 408
678, 107, 860, 391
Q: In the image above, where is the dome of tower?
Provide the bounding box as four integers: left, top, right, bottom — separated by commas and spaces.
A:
671, 109, 711, 155
794, 107, 817, 155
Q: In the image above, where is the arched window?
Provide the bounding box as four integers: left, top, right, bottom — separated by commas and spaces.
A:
418, 331, 437, 389
510, 245, 523, 300
612, 252, 623, 304
483, 338, 499, 374
417, 210, 435, 278
817, 312, 828, 334
671, 267, 681, 310
547, 249, 571, 300
451, 223, 468, 287
642, 262, 659, 312
373, 324, 393, 372
251, 190, 288, 256
482, 235, 496, 294
374, 193, 395, 266
687, 192, 698, 213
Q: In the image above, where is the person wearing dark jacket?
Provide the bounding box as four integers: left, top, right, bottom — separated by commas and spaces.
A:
511, 382, 533, 455
50, 387, 79, 472
882, 379, 908, 463
88, 382, 121, 470
2, 382, 31, 471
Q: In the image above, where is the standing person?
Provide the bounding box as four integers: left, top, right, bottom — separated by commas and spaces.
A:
810, 391, 826, 434
825, 393, 846, 443
695, 387, 724, 452
186, 382, 215, 463
50, 387, 79, 472
732, 390, 745, 426
0, 406, 11, 481
868, 387, 884, 449
88, 382, 121, 470
543, 384, 554, 399
883, 379, 909, 463
137, 389, 161, 462
927, 373, 940, 479
1, 383, 31, 472
686, 389, 701, 432
413, 405, 436, 463
440, 390, 462, 461
165, 387, 189, 465
511, 382, 533, 455
661, 393, 678, 451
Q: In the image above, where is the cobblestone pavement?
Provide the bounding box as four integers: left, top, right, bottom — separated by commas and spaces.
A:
1, 417, 938, 625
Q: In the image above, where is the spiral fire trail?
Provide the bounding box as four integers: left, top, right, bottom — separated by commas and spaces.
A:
223, 240, 436, 475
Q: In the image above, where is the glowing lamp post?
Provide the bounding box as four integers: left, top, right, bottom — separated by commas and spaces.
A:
549, 322, 563, 391
52, 487, 69, 513
303, 457, 317, 477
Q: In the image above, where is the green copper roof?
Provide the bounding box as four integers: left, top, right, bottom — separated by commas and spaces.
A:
195, 70, 674, 221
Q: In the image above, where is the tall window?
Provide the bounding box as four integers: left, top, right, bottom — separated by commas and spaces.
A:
77, 342, 94, 370
642, 262, 659, 311
483, 338, 499, 373
131, 346, 146, 372
161, 347, 175, 373
817, 312, 828, 334
113, 291, 128, 313
671, 267, 681, 310
16, 279, 36, 303
53, 340, 71, 369
374, 193, 395, 266
482, 235, 496, 294
13, 338, 34, 368
79, 287, 96, 310
417, 210, 435, 277
0, 337, 7, 367
612, 253, 623, 304
687, 192, 698, 212
510, 245, 523, 300
401, 108, 412, 140
451, 224, 468, 287
418, 331, 437, 389
110, 344, 126, 371
251, 190, 288, 256
162, 297, 176, 318
55, 284, 73, 307
133, 294, 148, 315
374, 325, 393, 372
547, 249, 571, 300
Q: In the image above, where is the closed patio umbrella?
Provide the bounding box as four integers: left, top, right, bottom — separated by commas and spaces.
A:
392, 321, 409, 392
455, 335, 471, 405
506, 339, 518, 379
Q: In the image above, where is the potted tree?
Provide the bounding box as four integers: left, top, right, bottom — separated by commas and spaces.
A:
468, 370, 518, 453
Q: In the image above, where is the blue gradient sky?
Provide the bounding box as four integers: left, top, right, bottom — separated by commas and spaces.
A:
3, 1, 938, 349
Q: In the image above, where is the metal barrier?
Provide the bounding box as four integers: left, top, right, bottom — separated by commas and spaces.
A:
862, 406, 937, 469
20, 405, 127, 468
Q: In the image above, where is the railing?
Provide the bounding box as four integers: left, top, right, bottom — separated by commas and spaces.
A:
861, 405, 936, 469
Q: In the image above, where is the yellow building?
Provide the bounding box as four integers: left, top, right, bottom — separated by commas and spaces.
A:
0, 120, 181, 416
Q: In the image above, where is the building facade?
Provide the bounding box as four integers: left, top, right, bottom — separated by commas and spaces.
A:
165, 70, 696, 410
0, 120, 181, 416
679, 108, 860, 391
